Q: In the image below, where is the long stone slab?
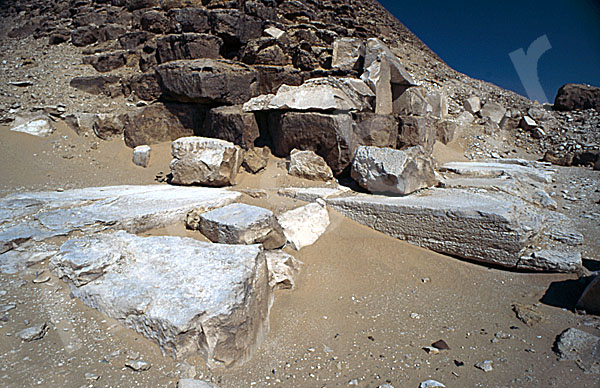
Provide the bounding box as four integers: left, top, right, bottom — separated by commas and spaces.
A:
51, 231, 271, 368
327, 188, 582, 272
0, 185, 241, 262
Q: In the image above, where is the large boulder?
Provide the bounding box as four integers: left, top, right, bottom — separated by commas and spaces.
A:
170, 137, 243, 186
196, 203, 285, 249
352, 112, 398, 149
51, 231, 271, 368
265, 251, 303, 290
156, 59, 258, 104
288, 149, 333, 182
168, 7, 210, 33
127, 72, 162, 101
83, 51, 127, 73
10, 116, 55, 137
204, 105, 260, 149
351, 145, 437, 195
554, 83, 600, 111
253, 65, 304, 95
156, 33, 223, 64
266, 111, 354, 175
464, 96, 481, 114
398, 115, 436, 154
393, 87, 431, 116
122, 102, 208, 148
554, 328, 600, 374
242, 77, 374, 112
92, 113, 123, 140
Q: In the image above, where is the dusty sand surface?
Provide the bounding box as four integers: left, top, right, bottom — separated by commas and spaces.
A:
0, 124, 599, 388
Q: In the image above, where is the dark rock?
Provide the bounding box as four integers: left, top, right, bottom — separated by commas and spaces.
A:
71, 26, 99, 47
168, 7, 209, 33
70, 75, 123, 97
352, 112, 398, 148
141, 10, 168, 34
554, 83, 600, 111
156, 33, 222, 64
576, 275, 600, 315
209, 10, 263, 54
98, 24, 127, 42
267, 111, 355, 175
205, 105, 260, 149
48, 29, 70, 45
255, 45, 290, 66
126, 0, 160, 11
156, 59, 258, 104
292, 48, 318, 71
398, 116, 436, 154
122, 102, 209, 148
83, 51, 127, 73
543, 151, 574, 167
254, 65, 304, 95
119, 31, 152, 50
573, 151, 600, 167
127, 72, 161, 101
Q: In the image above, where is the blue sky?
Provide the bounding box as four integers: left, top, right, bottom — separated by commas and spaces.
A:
379, 0, 600, 103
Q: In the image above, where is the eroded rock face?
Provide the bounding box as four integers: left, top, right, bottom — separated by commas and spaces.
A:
156, 33, 223, 63
156, 59, 258, 104
205, 105, 260, 149
51, 231, 272, 368
331, 37, 364, 71
351, 146, 436, 195
554, 328, 600, 374
554, 83, 600, 111
0, 185, 241, 272
170, 137, 243, 186
265, 251, 303, 290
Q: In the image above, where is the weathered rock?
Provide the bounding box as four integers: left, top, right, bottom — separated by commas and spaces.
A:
277, 201, 330, 250
51, 231, 271, 368
93, 113, 123, 140
288, 149, 333, 182
208, 9, 263, 46
352, 113, 398, 149
125, 359, 151, 372
517, 249, 582, 273
277, 187, 350, 203
464, 96, 481, 114
178, 379, 219, 388
71, 26, 99, 47
17, 323, 48, 341
156, 59, 258, 104
170, 137, 243, 186
83, 51, 127, 73
141, 10, 168, 34
242, 147, 269, 173
132, 145, 151, 167
554, 83, 600, 111
122, 102, 208, 148
156, 33, 223, 64
127, 72, 162, 101
70, 75, 122, 97
393, 87, 431, 116
0, 185, 240, 258
398, 115, 436, 154
554, 328, 600, 374
362, 38, 415, 86
480, 102, 506, 124
242, 77, 374, 112
331, 37, 364, 71
205, 105, 260, 149
427, 93, 448, 119
512, 303, 546, 326
265, 251, 303, 290
577, 275, 600, 315
119, 31, 152, 50
266, 111, 354, 175
197, 203, 283, 248
544, 151, 575, 167
419, 380, 445, 388
351, 145, 436, 195
168, 7, 210, 33
474, 360, 493, 372
254, 65, 303, 95
10, 116, 54, 137
499, 111, 521, 131
435, 119, 460, 145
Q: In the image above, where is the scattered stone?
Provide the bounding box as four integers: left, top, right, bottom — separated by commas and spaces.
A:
512, 303, 546, 326
178, 379, 219, 388
197, 203, 284, 248
277, 201, 330, 250
464, 96, 481, 114
125, 360, 151, 372
17, 322, 48, 341
132, 145, 151, 168
288, 149, 334, 182
554, 328, 600, 374
242, 147, 269, 173
10, 117, 54, 137
577, 275, 600, 315
423, 346, 439, 355
243, 77, 374, 112
480, 102, 506, 125
474, 360, 493, 372
419, 380, 445, 388
265, 251, 303, 290
84, 373, 100, 381
350, 145, 436, 195
170, 137, 243, 186
52, 231, 271, 368
32, 272, 51, 284
520, 116, 538, 131
0, 303, 16, 313
431, 339, 450, 350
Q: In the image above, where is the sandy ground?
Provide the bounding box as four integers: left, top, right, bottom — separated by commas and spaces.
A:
0, 123, 599, 388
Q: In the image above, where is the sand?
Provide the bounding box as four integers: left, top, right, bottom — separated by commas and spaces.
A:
0, 123, 599, 388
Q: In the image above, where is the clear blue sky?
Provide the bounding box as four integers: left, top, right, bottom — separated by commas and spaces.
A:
379, 0, 600, 103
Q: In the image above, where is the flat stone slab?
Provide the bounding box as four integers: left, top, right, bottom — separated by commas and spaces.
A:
440, 159, 555, 183
0, 185, 240, 271
51, 231, 271, 368
327, 187, 582, 272
554, 328, 600, 374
